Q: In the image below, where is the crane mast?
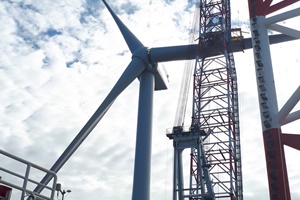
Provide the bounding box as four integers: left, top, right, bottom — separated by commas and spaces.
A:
167, 0, 243, 199
191, 0, 243, 199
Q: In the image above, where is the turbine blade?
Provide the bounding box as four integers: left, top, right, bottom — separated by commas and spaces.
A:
33, 58, 146, 193
243, 34, 297, 50
102, 0, 144, 53
150, 45, 198, 63
151, 34, 298, 63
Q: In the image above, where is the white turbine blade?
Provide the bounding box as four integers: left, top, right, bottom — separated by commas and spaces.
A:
150, 34, 299, 63
33, 58, 146, 193
102, 0, 144, 53
244, 34, 297, 50
150, 45, 198, 63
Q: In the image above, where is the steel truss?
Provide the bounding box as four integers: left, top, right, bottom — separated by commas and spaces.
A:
248, 0, 300, 199
189, 0, 243, 199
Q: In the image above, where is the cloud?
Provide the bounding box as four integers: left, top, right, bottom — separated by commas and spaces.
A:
0, 0, 300, 200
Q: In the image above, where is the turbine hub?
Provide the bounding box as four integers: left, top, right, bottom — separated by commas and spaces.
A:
132, 46, 168, 91
132, 46, 153, 71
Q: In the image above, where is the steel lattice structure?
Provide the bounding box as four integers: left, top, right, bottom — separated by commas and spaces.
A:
167, 0, 243, 200
247, 0, 300, 199
189, 0, 243, 198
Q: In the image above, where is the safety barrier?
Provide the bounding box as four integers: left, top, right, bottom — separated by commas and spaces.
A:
0, 149, 57, 200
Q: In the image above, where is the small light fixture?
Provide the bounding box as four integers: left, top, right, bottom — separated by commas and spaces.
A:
56, 183, 71, 200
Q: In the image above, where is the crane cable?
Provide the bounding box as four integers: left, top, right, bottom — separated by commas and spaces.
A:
173, 2, 200, 127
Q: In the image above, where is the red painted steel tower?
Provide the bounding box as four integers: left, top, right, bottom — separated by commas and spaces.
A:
189, 0, 243, 199
248, 0, 300, 199
168, 0, 243, 199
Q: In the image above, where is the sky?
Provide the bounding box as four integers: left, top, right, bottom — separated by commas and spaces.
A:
0, 0, 299, 200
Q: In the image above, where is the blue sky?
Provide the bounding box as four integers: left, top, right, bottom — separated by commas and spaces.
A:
0, 0, 300, 200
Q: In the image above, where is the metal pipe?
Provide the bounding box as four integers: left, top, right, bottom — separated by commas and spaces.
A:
269, 24, 300, 39
278, 86, 300, 125
264, 7, 300, 26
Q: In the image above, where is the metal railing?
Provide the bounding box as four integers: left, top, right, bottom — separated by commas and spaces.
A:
0, 149, 57, 200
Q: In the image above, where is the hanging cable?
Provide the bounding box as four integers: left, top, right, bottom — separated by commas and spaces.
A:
173, 2, 200, 127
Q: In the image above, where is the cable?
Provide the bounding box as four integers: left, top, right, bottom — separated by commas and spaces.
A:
173, 2, 200, 127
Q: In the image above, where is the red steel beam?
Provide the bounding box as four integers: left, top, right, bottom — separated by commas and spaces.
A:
281, 133, 300, 151
248, 0, 300, 17
263, 128, 291, 200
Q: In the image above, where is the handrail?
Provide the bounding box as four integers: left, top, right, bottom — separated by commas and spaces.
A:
0, 149, 57, 200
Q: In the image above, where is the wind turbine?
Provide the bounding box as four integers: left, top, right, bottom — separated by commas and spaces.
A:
33, 1, 195, 200
32, 1, 297, 200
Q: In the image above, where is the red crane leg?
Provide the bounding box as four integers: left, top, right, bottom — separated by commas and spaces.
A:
263, 128, 291, 200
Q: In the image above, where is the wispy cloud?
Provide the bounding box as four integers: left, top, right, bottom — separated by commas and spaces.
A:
1, 0, 300, 200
